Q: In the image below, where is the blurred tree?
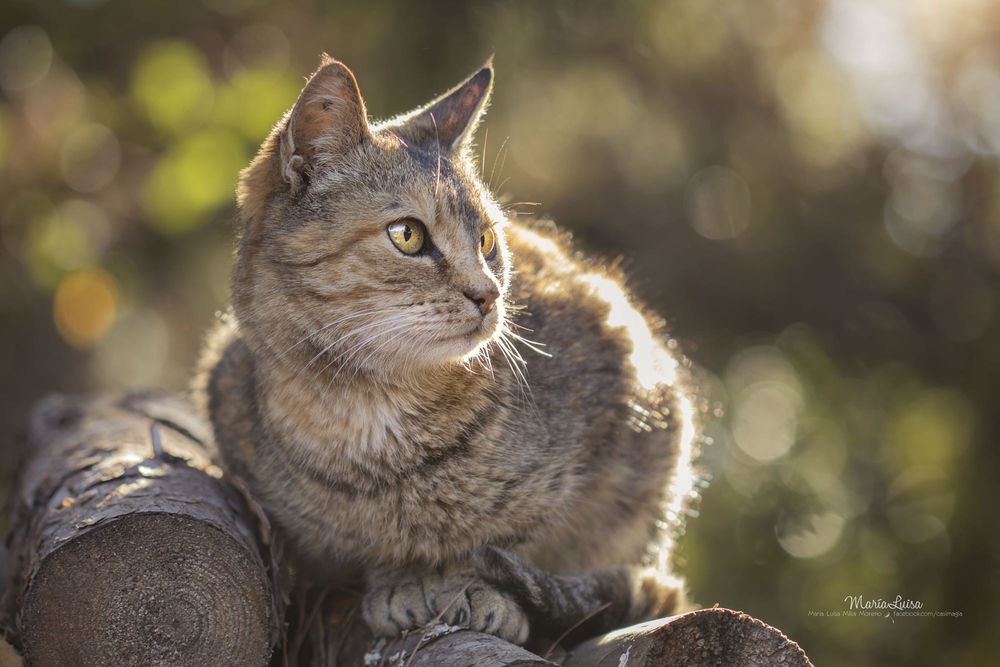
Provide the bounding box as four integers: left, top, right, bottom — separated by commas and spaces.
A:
0, 1, 996, 664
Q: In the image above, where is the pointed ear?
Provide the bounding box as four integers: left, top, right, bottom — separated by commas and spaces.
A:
280, 55, 370, 190
392, 59, 493, 153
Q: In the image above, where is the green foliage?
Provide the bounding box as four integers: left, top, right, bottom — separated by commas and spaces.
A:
143, 129, 247, 234
131, 40, 214, 137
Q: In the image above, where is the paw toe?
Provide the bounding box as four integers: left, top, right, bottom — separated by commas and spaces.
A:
363, 579, 434, 638
467, 582, 529, 644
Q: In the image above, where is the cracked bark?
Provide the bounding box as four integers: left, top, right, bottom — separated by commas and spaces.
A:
1, 391, 814, 666
1, 391, 285, 666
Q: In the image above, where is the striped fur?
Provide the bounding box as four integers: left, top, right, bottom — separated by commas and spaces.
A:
194, 56, 701, 645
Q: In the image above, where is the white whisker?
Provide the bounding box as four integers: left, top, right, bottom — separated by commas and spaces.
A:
276, 306, 410, 360
493, 330, 536, 412
298, 314, 413, 383
505, 330, 552, 358
346, 324, 435, 386
324, 320, 418, 389
431, 111, 442, 198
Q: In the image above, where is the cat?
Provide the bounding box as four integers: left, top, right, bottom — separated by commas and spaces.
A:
195, 54, 700, 647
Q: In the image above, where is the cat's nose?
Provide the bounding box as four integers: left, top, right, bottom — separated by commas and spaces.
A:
465, 285, 500, 316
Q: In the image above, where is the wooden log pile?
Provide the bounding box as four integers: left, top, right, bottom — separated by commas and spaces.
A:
1, 392, 814, 666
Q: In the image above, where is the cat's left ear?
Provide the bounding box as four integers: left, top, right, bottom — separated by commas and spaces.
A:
393, 58, 493, 153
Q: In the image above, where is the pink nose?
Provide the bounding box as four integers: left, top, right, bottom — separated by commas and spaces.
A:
464, 285, 500, 315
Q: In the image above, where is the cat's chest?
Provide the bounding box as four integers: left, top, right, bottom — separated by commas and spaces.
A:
263, 371, 494, 479
268, 383, 405, 455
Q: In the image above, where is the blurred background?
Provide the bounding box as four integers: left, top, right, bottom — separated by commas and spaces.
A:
0, 0, 997, 664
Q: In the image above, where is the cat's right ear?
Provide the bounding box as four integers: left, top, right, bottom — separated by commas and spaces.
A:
279, 55, 371, 192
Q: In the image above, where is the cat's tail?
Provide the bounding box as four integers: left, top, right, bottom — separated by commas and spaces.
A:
473, 546, 687, 641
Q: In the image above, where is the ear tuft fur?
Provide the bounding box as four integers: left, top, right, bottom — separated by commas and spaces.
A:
236, 55, 370, 232
388, 59, 494, 153
282, 55, 370, 185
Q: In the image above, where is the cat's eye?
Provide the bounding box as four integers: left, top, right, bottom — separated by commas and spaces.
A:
387, 219, 426, 255
480, 227, 497, 259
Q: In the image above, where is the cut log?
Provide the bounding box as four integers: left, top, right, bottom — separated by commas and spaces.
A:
563, 608, 814, 667
357, 627, 556, 666
297, 591, 814, 666
2, 391, 816, 666
290, 591, 558, 666
2, 391, 284, 666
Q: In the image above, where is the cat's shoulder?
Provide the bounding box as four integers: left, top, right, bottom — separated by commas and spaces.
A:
506, 219, 629, 287
504, 219, 577, 275
506, 219, 661, 327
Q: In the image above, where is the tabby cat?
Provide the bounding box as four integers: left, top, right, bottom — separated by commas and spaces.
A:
196, 55, 700, 646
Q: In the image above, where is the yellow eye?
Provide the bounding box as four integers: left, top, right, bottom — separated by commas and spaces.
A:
480, 227, 496, 258
387, 219, 426, 255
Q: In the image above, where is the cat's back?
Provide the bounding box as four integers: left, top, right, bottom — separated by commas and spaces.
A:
504, 220, 684, 420
496, 221, 694, 571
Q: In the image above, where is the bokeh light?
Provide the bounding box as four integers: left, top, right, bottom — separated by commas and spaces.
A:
0, 2, 997, 664
686, 166, 752, 240
59, 123, 121, 193
0, 25, 52, 93
143, 129, 247, 234
53, 267, 119, 348
130, 40, 214, 136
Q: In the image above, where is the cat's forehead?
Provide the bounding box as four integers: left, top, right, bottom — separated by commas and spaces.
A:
409, 147, 480, 207
372, 138, 488, 225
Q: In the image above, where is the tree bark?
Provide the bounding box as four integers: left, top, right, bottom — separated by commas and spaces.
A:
298, 605, 815, 666
563, 608, 814, 667
295, 592, 814, 666
2, 391, 285, 666
2, 391, 815, 666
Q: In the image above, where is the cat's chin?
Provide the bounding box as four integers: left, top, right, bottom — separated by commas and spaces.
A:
423, 320, 499, 366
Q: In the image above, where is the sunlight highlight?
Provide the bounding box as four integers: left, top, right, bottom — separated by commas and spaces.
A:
578, 271, 694, 572
659, 393, 699, 572
580, 272, 677, 390
776, 511, 845, 559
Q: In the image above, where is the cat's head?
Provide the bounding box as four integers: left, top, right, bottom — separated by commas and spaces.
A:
234, 55, 509, 380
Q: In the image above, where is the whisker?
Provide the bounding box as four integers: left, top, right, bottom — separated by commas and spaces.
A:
480, 126, 488, 181
325, 320, 417, 389
463, 342, 495, 380
505, 330, 552, 358
494, 333, 536, 414
494, 333, 526, 384
489, 136, 510, 191
299, 314, 413, 382
431, 111, 442, 198
346, 324, 436, 386
276, 308, 405, 360
480, 343, 496, 379
323, 318, 412, 373
387, 129, 408, 148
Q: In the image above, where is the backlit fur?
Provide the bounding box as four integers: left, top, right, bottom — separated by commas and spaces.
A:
195, 55, 700, 640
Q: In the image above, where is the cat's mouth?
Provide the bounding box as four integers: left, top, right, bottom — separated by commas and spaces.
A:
429, 315, 499, 360
460, 318, 498, 342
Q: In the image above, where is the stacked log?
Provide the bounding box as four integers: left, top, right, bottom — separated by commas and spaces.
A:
1, 392, 813, 666
1, 392, 284, 666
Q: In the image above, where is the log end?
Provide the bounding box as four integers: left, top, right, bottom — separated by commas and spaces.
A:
563, 607, 813, 667
21, 513, 273, 666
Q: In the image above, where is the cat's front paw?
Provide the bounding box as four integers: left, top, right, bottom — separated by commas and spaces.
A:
362, 570, 529, 644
